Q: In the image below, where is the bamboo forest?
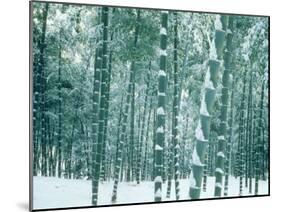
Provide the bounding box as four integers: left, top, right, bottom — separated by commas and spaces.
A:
31, 2, 269, 210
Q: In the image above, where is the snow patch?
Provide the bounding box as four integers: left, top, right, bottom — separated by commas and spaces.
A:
192, 148, 204, 166
226, 29, 232, 34
175, 144, 180, 149
189, 172, 196, 187
157, 107, 165, 115
217, 152, 225, 158
218, 135, 225, 140
159, 49, 167, 56
154, 176, 163, 183
204, 69, 215, 90
195, 122, 207, 142
158, 92, 166, 96
214, 15, 223, 30
215, 182, 222, 188
160, 27, 167, 35
156, 126, 164, 134
155, 188, 162, 198
209, 39, 218, 60
200, 97, 210, 117
155, 144, 163, 151
33, 175, 269, 208
158, 70, 166, 77
215, 168, 224, 175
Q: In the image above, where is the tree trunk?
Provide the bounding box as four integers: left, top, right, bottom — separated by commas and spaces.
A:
92, 7, 109, 206
223, 78, 235, 196
189, 16, 225, 199
154, 11, 168, 202
57, 29, 63, 178
238, 70, 247, 196
141, 95, 153, 181
36, 3, 49, 177
136, 64, 151, 184
254, 80, 265, 195
101, 28, 114, 181
214, 15, 233, 197
171, 12, 180, 200
111, 9, 141, 202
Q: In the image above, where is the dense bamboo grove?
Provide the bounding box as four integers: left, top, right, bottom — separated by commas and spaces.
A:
32, 2, 269, 206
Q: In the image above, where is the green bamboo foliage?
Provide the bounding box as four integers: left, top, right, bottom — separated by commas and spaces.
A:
154, 11, 168, 202
214, 15, 233, 197
92, 7, 109, 206
189, 15, 225, 199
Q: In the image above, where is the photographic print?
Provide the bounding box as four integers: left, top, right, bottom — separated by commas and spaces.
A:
30, 1, 269, 210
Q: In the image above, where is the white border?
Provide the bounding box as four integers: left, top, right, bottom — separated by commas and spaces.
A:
0, 1, 279, 212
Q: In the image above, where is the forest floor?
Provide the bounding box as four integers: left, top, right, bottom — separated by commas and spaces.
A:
33, 176, 268, 210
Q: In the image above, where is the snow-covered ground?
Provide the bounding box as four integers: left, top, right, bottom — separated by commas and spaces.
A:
33, 176, 268, 210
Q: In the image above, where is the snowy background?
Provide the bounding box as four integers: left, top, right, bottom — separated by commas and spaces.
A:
33, 176, 268, 209
0, 1, 280, 212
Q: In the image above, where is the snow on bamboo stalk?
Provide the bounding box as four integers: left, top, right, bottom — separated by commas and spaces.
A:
214, 15, 233, 197
92, 7, 109, 206
154, 11, 168, 202
189, 15, 225, 200
172, 12, 180, 200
